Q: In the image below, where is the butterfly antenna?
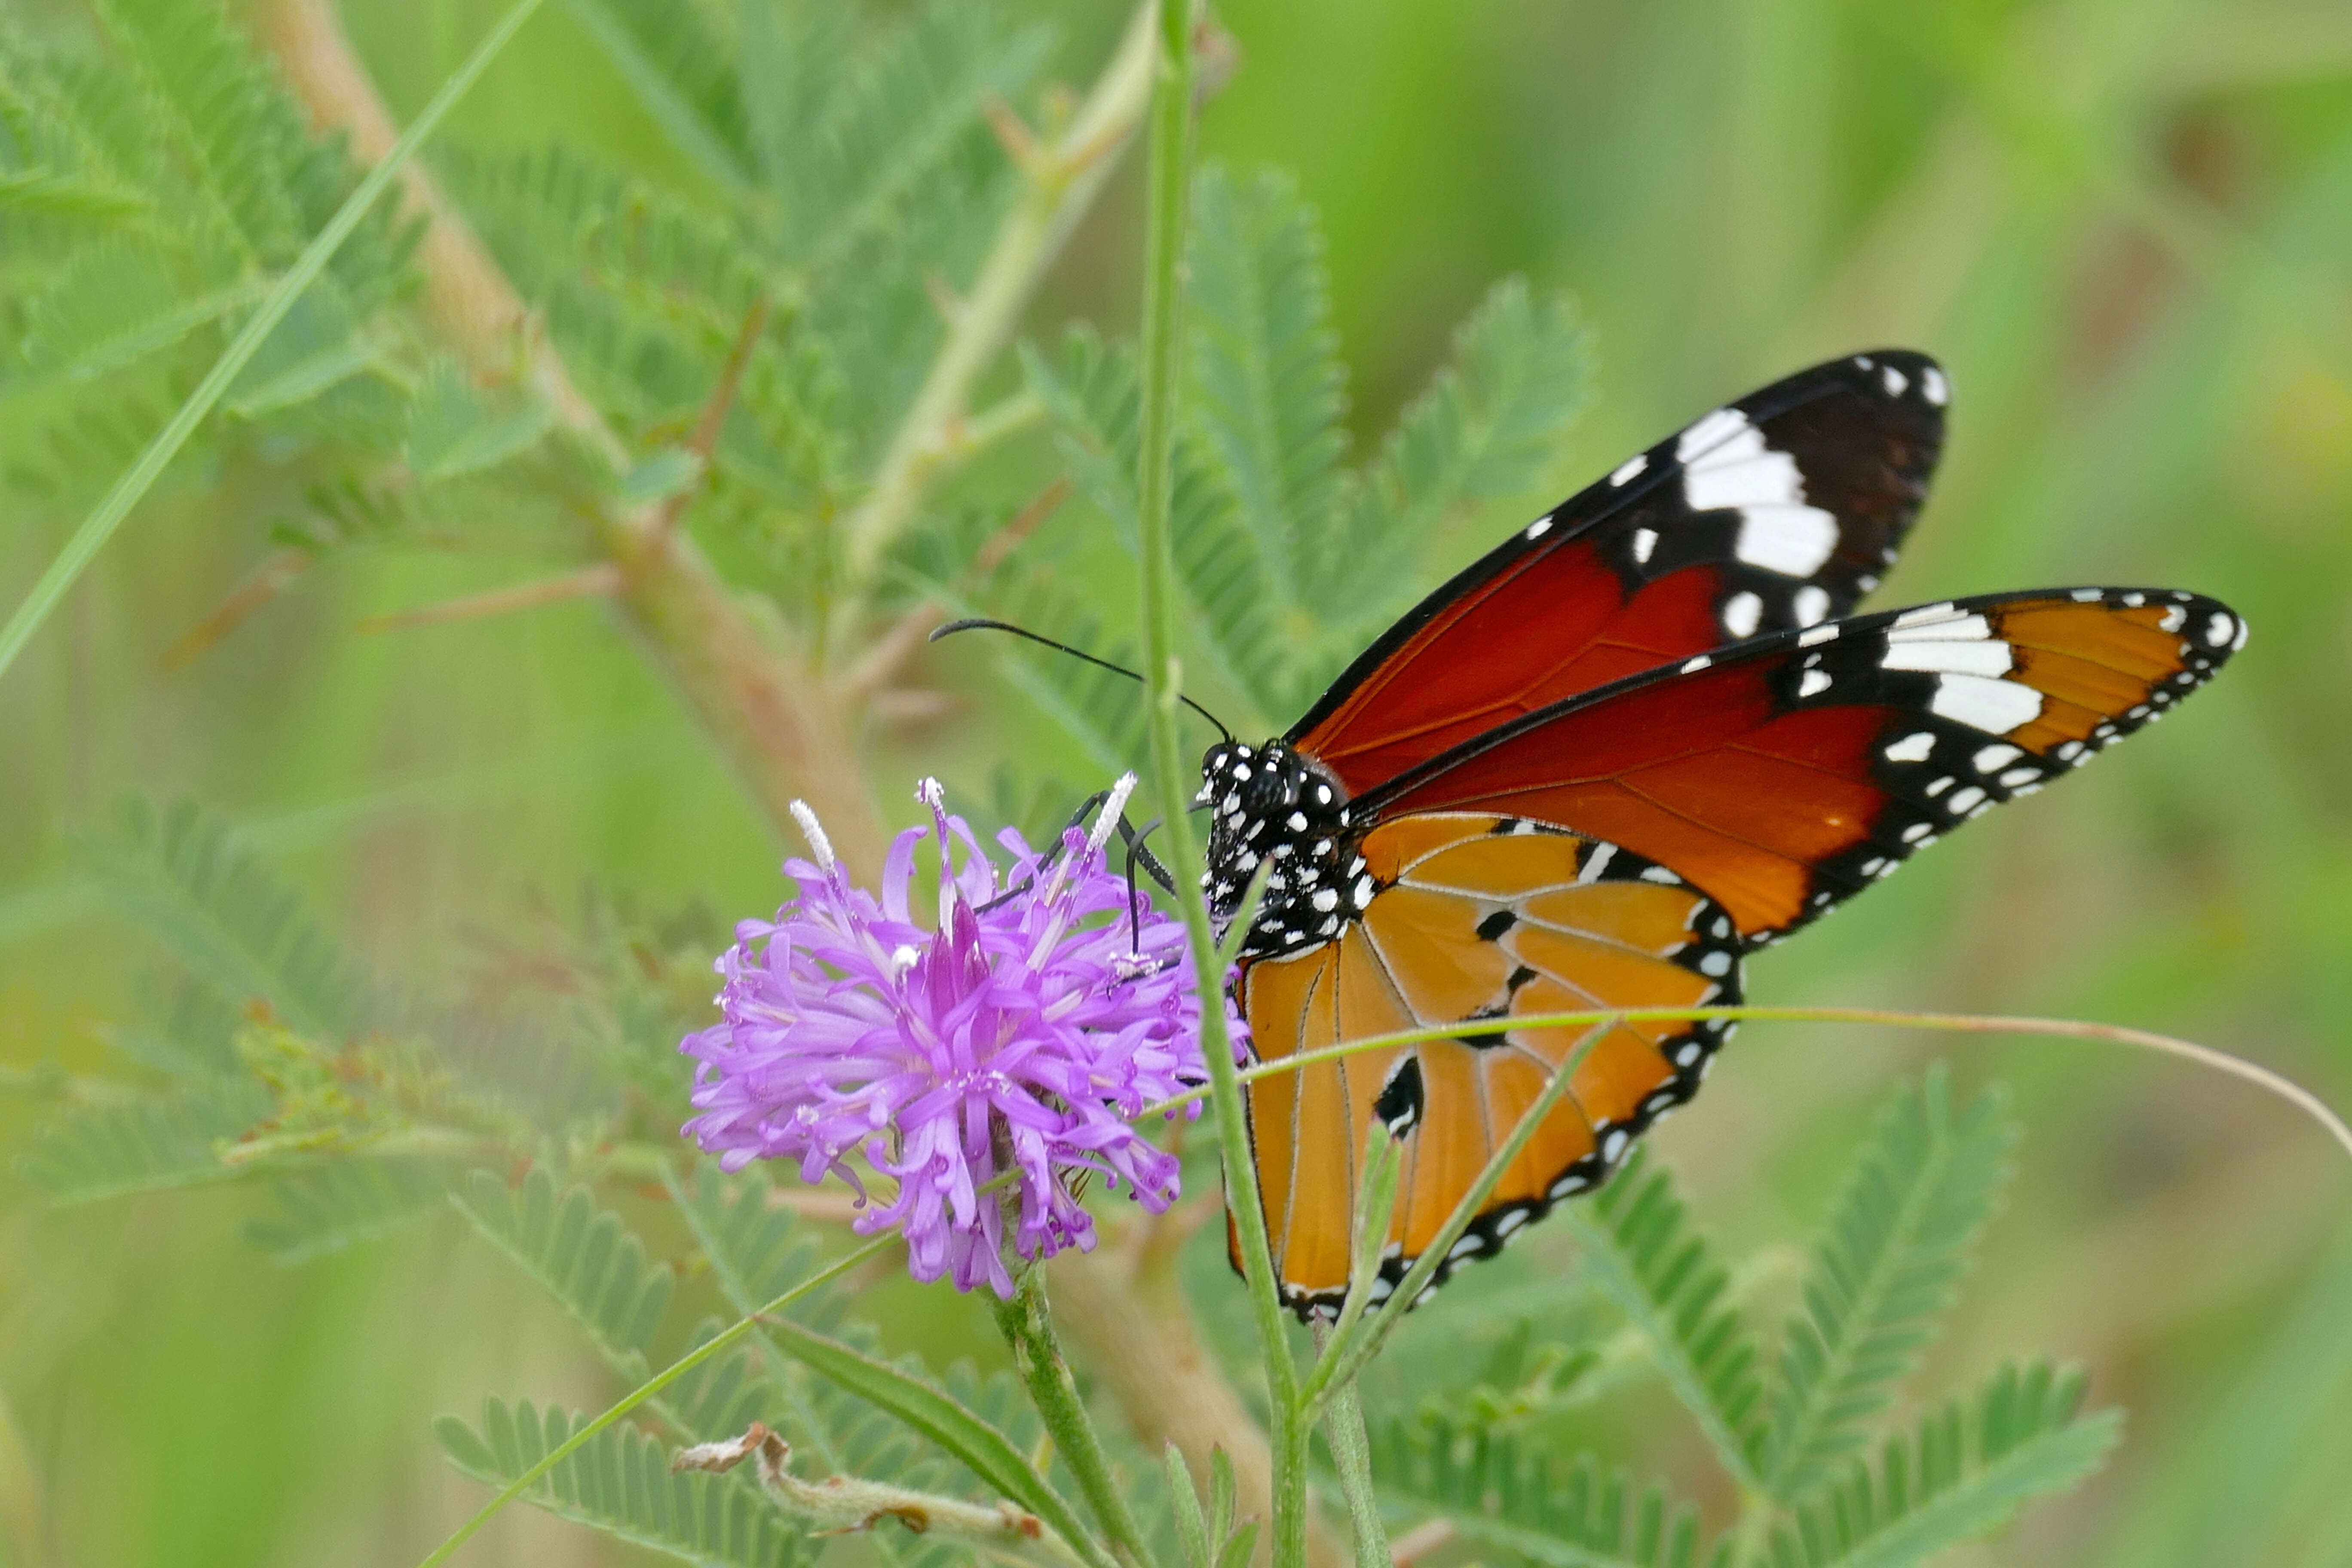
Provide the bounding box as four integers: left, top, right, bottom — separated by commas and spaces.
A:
1120, 816, 1176, 952
931, 618, 1235, 743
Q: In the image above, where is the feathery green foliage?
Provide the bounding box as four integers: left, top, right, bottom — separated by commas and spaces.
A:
1761, 1363, 2121, 1568
244, 1157, 444, 1264
1371, 1416, 1723, 1568
1020, 165, 1592, 747
73, 797, 368, 1038
1761, 1068, 2018, 1500
15, 1078, 266, 1203
435, 1398, 809, 1568
1560, 1151, 1770, 1487
453, 1167, 676, 1381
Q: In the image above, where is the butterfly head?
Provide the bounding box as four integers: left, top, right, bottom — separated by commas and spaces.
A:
1198, 740, 1360, 959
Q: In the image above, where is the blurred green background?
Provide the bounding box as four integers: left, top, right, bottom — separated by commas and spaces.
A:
4, 0, 2351, 1564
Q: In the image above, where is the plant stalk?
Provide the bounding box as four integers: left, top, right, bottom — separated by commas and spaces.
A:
1311, 1325, 1389, 1568
1127, 6, 1310, 1568
257, 0, 888, 874
994, 1271, 1157, 1568
830, 2, 1161, 655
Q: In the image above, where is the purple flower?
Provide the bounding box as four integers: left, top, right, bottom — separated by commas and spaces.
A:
680, 776, 1240, 1297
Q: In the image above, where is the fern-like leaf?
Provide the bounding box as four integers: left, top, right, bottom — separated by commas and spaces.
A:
16, 1079, 266, 1203
1023, 326, 1281, 719
73, 797, 368, 1038
244, 1158, 443, 1264
435, 1398, 807, 1568
1761, 1067, 2019, 1501
1763, 1362, 2121, 1568
1328, 279, 1592, 643
1561, 1151, 1767, 1487
558, 0, 752, 194
1185, 163, 1351, 615
1371, 1416, 1727, 1568
453, 1167, 675, 1380
405, 357, 554, 482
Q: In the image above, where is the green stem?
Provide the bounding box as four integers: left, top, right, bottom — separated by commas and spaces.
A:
411, 1234, 894, 1568
993, 1271, 1155, 1568
1303, 1025, 1603, 1412
831, 2, 1159, 654
1312, 1326, 1388, 1568
0, 0, 549, 685
1132, 1004, 2352, 1164
1127, 4, 1308, 1568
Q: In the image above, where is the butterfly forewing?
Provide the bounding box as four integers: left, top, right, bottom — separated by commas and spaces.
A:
1359, 589, 2247, 943
1234, 815, 1744, 1314
1287, 350, 1948, 796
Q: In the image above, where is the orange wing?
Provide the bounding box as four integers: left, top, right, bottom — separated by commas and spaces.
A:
1358, 589, 2247, 941
1235, 814, 1742, 1314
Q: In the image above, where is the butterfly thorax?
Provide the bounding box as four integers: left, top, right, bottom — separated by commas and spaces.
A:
1198, 739, 1370, 961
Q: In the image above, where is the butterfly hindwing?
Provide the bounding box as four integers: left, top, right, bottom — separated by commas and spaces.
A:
1289, 350, 1948, 796
1234, 815, 1743, 1314
1358, 588, 2247, 943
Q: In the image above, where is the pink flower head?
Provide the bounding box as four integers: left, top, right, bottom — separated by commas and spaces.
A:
680, 776, 1242, 1296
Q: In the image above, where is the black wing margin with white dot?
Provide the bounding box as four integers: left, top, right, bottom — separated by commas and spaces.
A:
1351, 586, 2246, 949
1284, 350, 1950, 798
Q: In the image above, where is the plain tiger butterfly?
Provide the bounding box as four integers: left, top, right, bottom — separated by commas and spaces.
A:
1194, 349, 2244, 1318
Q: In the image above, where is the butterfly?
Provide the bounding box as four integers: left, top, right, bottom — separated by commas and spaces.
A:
1196, 349, 2245, 1319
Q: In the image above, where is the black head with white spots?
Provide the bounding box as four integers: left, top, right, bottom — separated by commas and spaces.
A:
1198, 739, 1358, 959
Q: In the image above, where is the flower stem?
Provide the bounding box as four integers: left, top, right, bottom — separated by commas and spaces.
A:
994, 1271, 1156, 1568
1311, 1326, 1389, 1568
1127, 5, 1311, 1568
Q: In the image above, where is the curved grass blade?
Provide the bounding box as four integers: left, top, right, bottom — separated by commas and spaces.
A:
0, 0, 551, 683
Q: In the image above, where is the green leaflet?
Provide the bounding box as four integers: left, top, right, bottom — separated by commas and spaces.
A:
1185, 164, 1352, 617
1763, 1363, 2121, 1568
557, 0, 752, 194
245, 1158, 445, 1265
404, 357, 555, 483
1560, 1151, 1770, 1488
1328, 277, 1593, 638
1370, 1418, 1724, 1568
435, 1398, 808, 1568
15, 1078, 268, 1204
1761, 1067, 2019, 1500
73, 797, 369, 1039
453, 1168, 676, 1381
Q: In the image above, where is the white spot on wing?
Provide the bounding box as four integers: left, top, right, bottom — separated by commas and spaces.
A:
1722, 591, 1764, 639
1946, 784, 1986, 813
1675, 407, 1751, 463
1883, 731, 1935, 763
1881, 364, 1908, 396
1922, 365, 1949, 405
1526, 515, 1552, 540
1882, 637, 2013, 678
1734, 505, 1840, 576
1631, 527, 1657, 565
1972, 743, 2021, 772
1929, 674, 2043, 732
2205, 611, 2233, 646
1793, 585, 1832, 626
1610, 453, 1649, 486
1798, 669, 1831, 698
1798, 623, 1839, 647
